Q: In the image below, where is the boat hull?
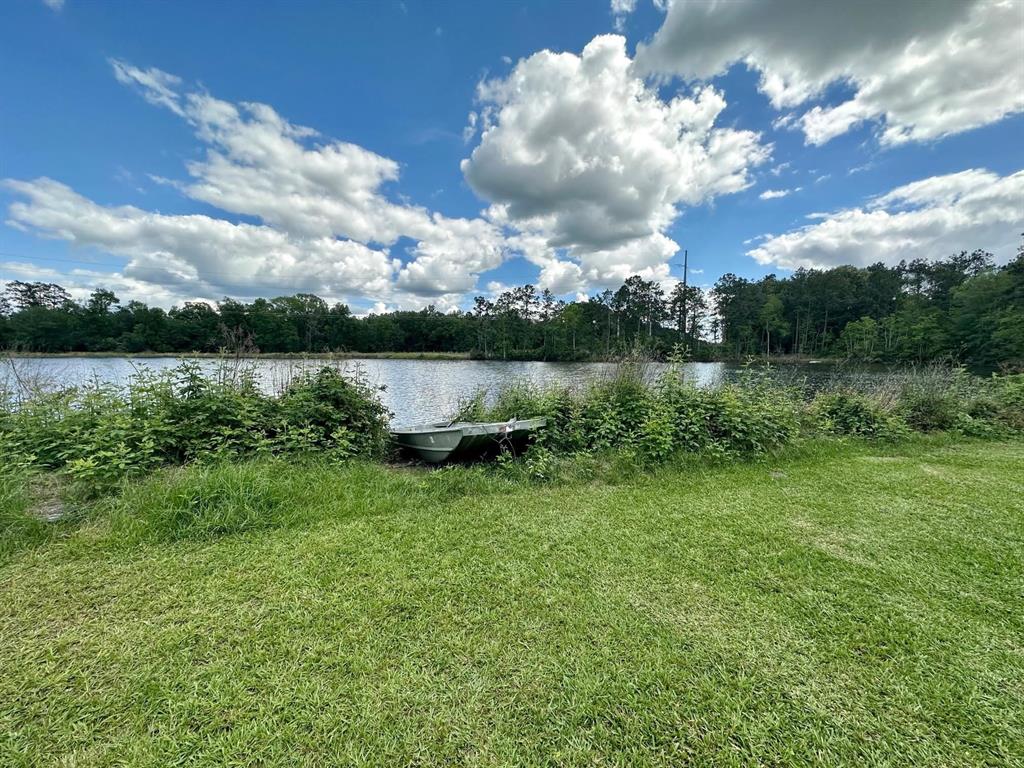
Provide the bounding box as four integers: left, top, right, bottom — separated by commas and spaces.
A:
391, 418, 547, 463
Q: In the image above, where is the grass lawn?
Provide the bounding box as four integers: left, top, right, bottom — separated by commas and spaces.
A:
2, 439, 1023, 766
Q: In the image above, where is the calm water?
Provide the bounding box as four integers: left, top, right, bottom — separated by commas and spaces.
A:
1, 356, 887, 425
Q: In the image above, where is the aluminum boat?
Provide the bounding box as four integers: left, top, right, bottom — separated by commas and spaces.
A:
390, 417, 547, 463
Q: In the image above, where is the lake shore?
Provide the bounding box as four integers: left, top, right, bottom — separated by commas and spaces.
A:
2, 437, 1022, 765
4, 350, 853, 366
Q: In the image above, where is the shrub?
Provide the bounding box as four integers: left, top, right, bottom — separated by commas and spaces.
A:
578, 371, 654, 451
900, 389, 961, 432
875, 368, 1024, 435
467, 360, 1022, 465
275, 366, 391, 458
992, 374, 1024, 431
654, 364, 801, 458
894, 367, 973, 432
0, 362, 391, 491
953, 374, 1024, 436
813, 390, 907, 439
460, 360, 802, 465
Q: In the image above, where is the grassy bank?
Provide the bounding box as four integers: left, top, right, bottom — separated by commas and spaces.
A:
2, 438, 1023, 766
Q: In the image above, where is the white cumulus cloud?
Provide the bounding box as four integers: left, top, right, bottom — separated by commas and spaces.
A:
462, 35, 769, 293
636, 0, 1024, 146
748, 168, 1024, 270
4, 177, 398, 303
6, 61, 509, 306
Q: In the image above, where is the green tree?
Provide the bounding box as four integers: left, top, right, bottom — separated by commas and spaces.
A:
840, 317, 879, 360
168, 302, 220, 352
758, 295, 788, 355
471, 296, 494, 358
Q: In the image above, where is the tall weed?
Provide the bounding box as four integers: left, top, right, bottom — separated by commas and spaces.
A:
0, 362, 390, 492
104, 461, 294, 543
813, 390, 908, 439
460, 360, 1020, 469
461, 358, 802, 464
0, 461, 48, 562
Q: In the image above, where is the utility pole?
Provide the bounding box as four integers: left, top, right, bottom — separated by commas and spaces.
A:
681, 249, 688, 341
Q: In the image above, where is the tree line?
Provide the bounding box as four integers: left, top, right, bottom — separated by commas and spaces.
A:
713, 248, 1023, 368
1, 245, 1021, 367
0, 276, 710, 361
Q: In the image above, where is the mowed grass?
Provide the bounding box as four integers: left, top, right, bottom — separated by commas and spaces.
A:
2, 440, 1023, 766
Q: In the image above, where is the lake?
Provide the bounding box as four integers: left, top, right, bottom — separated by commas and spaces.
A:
1, 356, 890, 425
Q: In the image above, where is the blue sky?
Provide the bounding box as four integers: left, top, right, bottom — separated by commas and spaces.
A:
2, 0, 1022, 311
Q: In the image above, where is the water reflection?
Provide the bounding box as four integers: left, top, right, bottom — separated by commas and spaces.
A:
1, 356, 886, 425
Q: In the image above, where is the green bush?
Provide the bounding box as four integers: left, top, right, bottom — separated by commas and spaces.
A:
885, 369, 1024, 435
900, 389, 961, 432
462, 361, 802, 465
275, 365, 391, 457
0, 362, 391, 491
952, 374, 1024, 436
891, 367, 976, 432
6, 357, 1018, 495
991, 374, 1024, 431
463, 363, 1021, 466
813, 390, 907, 439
